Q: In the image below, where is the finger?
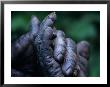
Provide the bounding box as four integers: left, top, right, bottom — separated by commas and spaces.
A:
77, 41, 90, 60
77, 41, 90, 71
40, 12, 56, 30
62, 38, 77, 76
54, 30, 66, 63
38, 12, 56, 42
30, 15, 40, 37
77, 41, 90, 76
34, 12, 56, 44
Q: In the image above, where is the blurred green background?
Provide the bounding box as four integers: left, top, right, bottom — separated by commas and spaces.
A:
11, 11, 100, 77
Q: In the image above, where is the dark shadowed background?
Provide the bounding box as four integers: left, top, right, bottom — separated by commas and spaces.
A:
11, 11, 100, 77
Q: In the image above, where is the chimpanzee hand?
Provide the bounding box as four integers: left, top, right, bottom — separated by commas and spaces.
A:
11, 15, 40, 76
11, 15, 40, 61
33, 12, 90, 77
11, 12, 90, 77
53, 30, 90, 77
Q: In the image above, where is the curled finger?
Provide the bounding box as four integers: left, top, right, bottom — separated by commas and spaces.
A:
54, 30, 66, 63
62, 38, 77, 76
77, 41, 90, 76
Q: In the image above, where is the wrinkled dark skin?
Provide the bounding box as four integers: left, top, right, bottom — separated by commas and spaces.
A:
77, 41, 90, 76
11, 16, 41, 76
34, 12, 64, 76
62, 38, 77, 76
11, 12, 90, 77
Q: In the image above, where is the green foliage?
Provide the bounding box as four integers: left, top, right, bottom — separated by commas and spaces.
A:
11, 11, 100, 77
